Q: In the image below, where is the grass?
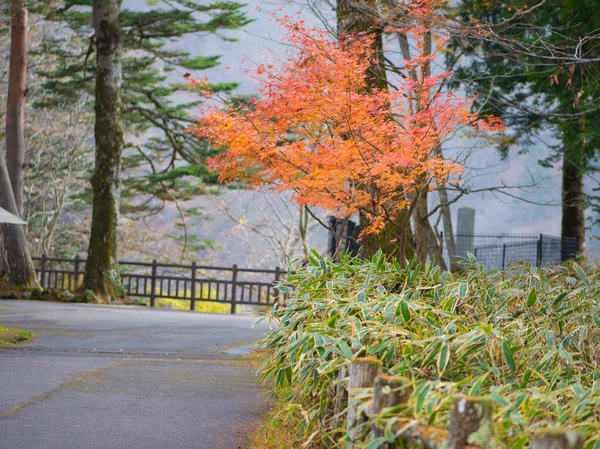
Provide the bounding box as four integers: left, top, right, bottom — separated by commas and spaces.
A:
156, 297, 231, 313
249, 387, 309, 449
0, 327, 34, 345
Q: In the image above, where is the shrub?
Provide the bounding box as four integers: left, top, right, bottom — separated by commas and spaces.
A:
258, 252, 600, 448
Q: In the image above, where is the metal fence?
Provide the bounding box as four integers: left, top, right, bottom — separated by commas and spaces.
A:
33, 255, 285, 313
326, 218, 577, 271
447, 233, 577, 271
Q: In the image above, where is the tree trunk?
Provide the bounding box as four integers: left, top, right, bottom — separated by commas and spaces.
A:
0, 0, 37, 287
413, 190, 429, 264
561, 149, 585, 257
438, 182, 461, 272
0, 157, 37, 286
6, 0, 27, 215
83, 0, 124, 302
338, 0, 414, 261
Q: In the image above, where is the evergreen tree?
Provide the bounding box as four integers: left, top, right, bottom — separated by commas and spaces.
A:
27, 0, 249, 297
36, 0, 248, 209
447, 0, 600, 256
84, 0, 124, 301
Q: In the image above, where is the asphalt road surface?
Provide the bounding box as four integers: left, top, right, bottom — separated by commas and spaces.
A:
0, 300, 272, 449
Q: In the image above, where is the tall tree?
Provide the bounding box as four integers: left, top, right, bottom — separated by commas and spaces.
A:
33, 0, 250, 260
6, 0, 26, 214
448, 0, 600, 257
337, 0, 416, 261
84, 0, 124, 301
196, 12, 501, 257
1, 0, 37, 286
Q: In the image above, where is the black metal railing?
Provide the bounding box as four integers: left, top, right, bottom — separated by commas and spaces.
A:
448, 233, 577, 271
33, 256, 285, 313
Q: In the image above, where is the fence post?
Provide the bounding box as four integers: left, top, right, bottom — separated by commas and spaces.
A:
372, 375, 412, 449
333, 366, 348, 434
347, 357, 381, 441
532, 432, 583, 449
73, 255, 81, 290
274, 266, 282, 306
447, 396, 493, 449
190, 262, 197, 311
230, 264, 238, 314
536, 234, 543, 267
149, 259, 158, 308
40, 254, 47, 288
502, 244, 507, 270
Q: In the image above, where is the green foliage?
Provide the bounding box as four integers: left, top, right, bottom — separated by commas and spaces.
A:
30, 0, 249, 243
259, 252, 600, 448
449, 0, 600, 159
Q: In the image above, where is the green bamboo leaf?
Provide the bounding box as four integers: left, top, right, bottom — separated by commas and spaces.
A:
396, 301, 411, 324
252, 316, 267, 328
338, 341, 353, 359
527, 289, 537, 307
459, 282, 468, 298
553, 292, 568, 307
503, 341, 517, 372
363, 274, 372, 290
415, 383, 432, 414
364, 439, 390, 449
488, 393, 509, 406
437, 343, 450, 375
572, 262, 589, 286
511, 436, 528, 449
469, 373, 490, 396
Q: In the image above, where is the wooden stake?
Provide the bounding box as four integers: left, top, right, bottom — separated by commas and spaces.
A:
372, 375, 411, 448
347, 357, 381, 440
532, 431, 583, 449
447, 396, 493, 449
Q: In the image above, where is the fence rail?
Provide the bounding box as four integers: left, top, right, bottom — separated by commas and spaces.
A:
342, 357, 582, 449
446, 233, 577, 271
326, 220, 577, 271
33, 255, 284, 314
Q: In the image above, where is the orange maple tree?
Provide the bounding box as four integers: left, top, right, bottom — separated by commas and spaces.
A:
190, 4, 502, 235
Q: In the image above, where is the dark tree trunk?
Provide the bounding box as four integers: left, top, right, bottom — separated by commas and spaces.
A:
83, 0, 124, 302
338, 0, 414, 261
0, 0, 36, 287
561, 149, 585, 257
6, 0, 27, 215
413, 190, 429, 264
0, 156, 37, 286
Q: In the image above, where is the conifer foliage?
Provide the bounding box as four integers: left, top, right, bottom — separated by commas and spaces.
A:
35, 0, 250, 215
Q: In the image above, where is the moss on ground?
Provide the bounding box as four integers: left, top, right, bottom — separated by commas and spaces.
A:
0, 327, 34, 345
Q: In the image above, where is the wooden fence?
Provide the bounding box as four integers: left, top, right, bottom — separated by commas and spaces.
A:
342, 357, 583, 449
33, 255, 285, 313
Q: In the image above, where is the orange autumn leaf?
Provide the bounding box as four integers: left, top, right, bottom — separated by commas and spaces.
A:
190, 5, 503, 234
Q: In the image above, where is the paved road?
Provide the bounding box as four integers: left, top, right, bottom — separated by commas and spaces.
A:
0, 300, 272, 449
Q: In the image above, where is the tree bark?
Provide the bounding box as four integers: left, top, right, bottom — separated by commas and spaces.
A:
0, 156, 37, 286
83, 0, 124, 302
0, 0, 37, 287
561, 149, 585, 257
6, 0, 27, 215
338, 0, 414, 261
413, 190, 429, 264
438, 182, 461, 271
